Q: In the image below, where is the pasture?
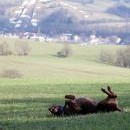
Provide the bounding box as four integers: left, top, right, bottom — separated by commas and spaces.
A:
0, 38, 130, 130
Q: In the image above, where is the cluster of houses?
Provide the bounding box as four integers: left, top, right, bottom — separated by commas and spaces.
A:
81, 34, 122, 45
0, 32, 123, 45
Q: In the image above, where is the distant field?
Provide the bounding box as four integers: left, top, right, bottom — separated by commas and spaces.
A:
0, 38, 130, 130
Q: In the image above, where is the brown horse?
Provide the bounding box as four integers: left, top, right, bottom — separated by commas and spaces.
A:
49, 86, 122, 116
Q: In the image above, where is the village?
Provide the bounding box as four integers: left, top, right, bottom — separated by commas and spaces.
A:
0, 32, 122, 45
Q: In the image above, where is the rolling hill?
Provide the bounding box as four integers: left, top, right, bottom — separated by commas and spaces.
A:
0, 0, 130, 36
0, 37, 130, 83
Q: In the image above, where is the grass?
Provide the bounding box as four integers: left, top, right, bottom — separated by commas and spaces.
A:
0, 38, 130, 130
0, 83, 130, 130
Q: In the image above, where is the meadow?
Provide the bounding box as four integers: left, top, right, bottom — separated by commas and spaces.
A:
0, 38, 130, 130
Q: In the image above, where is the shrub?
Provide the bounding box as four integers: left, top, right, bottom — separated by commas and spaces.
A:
57, 43, 72, 58
0, 69, 22, 78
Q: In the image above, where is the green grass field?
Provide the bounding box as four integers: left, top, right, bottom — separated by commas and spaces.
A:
0, 38, 130, 130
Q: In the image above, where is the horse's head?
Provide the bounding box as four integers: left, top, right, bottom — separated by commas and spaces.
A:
48, 105, 63, 116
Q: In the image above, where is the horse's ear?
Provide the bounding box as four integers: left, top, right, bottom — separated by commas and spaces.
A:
101, 87, 112, 97
107, 86, 117, 96
107, 86, 111, 91
101, 88, 106, 93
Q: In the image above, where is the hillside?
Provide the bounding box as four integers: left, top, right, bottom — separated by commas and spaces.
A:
0, 37, 130, 83
0, 0, 130, 36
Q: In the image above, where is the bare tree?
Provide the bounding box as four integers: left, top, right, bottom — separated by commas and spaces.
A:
100, 46, 130, 68
57, 43, 72, 58
0, 41, 12, 55
15, 40, 30, 56
100, 50, 114, 64
116, 46, 130, 67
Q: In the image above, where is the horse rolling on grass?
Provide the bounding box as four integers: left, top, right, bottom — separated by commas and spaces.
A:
49, 86, 122, 116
